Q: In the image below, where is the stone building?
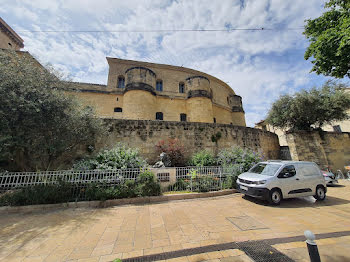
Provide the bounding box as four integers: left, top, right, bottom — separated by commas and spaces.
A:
69, 58, 246, 125
0, 17, 24, 50
255, 88, 350, 146
0, 17, 245, 125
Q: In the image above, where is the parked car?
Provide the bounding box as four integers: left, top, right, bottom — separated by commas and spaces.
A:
321, 170, 338, 185
236, 160, 327, 205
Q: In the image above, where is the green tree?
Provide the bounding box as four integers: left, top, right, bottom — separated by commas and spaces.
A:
266, 80, 350, 131
0, 50, 105, 171
304, 0, 350, 78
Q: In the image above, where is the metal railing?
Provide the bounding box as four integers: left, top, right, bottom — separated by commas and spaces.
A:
169, 166, 237, 192
0, 169, 142, 191
0, 166, 239, 194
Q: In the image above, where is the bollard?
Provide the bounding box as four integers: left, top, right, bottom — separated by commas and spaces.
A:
304, 230, 321, 262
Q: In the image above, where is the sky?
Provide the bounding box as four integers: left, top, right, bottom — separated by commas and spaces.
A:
1, 0, 344, 126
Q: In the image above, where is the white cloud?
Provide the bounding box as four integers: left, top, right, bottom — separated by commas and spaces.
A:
1, 0, 329, 127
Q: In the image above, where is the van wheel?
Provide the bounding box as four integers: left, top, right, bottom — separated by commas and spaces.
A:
314, 186, 326, 201
269, 189, 282, 205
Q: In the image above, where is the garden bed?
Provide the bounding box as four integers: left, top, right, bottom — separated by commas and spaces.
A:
0, 189, 237, 213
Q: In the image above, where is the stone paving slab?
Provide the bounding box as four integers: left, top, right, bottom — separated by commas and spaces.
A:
0, 181, 349, 261
274, 235, 350, 262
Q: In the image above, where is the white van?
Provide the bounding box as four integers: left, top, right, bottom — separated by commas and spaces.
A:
236, 161, 327, 205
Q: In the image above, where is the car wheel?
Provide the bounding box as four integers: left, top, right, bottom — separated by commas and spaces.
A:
314, 186, 326, 201
269, 189, 282, 205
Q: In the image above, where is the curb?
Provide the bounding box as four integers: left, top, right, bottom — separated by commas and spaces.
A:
0, 189, 237, 214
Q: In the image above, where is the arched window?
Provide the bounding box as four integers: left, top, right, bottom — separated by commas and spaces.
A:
213, 118, 216, 123
180, 113, 187, 122
179, 82, 185, 93
156, 112, 163, 120
156, 80, 163, 91
114, 107, 122, 112
117, 76, 125, 89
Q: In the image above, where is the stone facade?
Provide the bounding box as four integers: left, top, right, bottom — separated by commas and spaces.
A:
255, 88, 350, 146
286, 131, 350, 172
97, 119, 279, 164
69, 58, 246, 125
0, 17, 24, 50
1, 19, 245, 125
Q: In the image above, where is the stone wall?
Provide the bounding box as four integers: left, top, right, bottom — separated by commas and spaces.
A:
98, 119, 280, 164
0, 18, 24, 50
286, 131, 350, 172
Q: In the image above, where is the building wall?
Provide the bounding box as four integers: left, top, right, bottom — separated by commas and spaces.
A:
286, 131, 350, 172
99, 119, 280, 164
123, 90, 156, 120
255, 121, 288, 146
0, 31, 19, 50
321, 109, 350, 133
0, 18, 24, 50
65, 91, 124, 118
255, 89, 350, 144
68, 58, 246, 125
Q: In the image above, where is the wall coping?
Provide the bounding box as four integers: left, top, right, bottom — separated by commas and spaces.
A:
104, 119, 279, 137
0, 189, 237, 214
285, 130, 350, 136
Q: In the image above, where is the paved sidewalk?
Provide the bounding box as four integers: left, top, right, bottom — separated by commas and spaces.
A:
0, 181, 350, 261
274, 234, 350, 262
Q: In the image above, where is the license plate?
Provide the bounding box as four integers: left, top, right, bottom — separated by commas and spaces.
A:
240, 185, 248, 191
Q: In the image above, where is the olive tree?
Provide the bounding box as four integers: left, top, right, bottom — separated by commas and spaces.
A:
266, 80, 350, 131
0, 50, 106, 171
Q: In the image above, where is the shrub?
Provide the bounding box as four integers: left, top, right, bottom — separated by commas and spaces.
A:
155, 138, 185, 166
136, 170, 161, 197
168, 179, 190, 192
0, 171, 161, 206
217, 146, 263, 171
85, 180, 138, 201
85, 171, 160, 201
217, 146, 263, 188
0, 181, 74, 206
192, 176, 218, 192
189, 150, 216, 167
73, 143, 147, 170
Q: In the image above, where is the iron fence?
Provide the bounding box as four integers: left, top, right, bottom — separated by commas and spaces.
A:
0, 166, 239, 199
169, 166, 237, 192
0, 169, 142, 191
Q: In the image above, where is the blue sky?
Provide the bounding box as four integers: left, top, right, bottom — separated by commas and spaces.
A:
1, 0, 344, 126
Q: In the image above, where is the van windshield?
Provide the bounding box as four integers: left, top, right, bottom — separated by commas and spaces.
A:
249, 163, 281, 176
